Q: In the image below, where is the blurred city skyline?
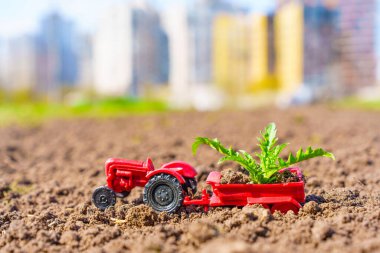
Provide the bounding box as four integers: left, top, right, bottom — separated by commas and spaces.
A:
1, 0, 380, 110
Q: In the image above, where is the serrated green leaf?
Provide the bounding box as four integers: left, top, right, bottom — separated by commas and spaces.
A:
191, 137, 205, 155
280, 146, 335, 169
274, 143, 288, 156
192, 137, 260, 180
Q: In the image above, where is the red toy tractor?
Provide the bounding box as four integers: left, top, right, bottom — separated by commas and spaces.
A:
92, 158, 197, 213
92, 157, 306, 214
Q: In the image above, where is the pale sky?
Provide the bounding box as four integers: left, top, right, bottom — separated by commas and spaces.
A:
0, 0, 275, 39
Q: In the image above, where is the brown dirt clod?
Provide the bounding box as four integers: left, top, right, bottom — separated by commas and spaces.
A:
220, 168, 251, 184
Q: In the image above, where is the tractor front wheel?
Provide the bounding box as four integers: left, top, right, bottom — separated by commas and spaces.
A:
143, 174, 184, 213
92, 186, 116, 211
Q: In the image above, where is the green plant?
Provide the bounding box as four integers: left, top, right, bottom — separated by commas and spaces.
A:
192, 122, 335, 184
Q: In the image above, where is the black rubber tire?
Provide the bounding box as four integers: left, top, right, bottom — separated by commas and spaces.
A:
92, 186, 116, 211
143, 174, 184, 213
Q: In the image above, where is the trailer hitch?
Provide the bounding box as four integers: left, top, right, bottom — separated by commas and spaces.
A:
183, 189, 210, 212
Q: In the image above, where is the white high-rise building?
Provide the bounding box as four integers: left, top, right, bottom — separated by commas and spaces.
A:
77, 34, 94, 89
161, 5, 192, 108
8, 35, 37, 91
94, 4, 133, 96
94, 1, 168, 96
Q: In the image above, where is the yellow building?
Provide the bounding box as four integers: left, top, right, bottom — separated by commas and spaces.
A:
249, 14, 268, 85
274, 1, 304, 94
247, 13, 280, 92
213, 13, 279, 97
213, 14, 250, 96
213, 3, 304, 101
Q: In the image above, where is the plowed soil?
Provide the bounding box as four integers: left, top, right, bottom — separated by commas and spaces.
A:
1, 105, 379, 253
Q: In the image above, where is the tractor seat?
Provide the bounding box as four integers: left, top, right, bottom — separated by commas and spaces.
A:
145, 158, 155, 171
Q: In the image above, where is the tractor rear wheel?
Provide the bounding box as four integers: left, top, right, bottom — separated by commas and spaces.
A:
92, 186, 116, 211
143, 174, 184, 213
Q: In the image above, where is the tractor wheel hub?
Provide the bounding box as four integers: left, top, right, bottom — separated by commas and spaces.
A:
154, 185, 174, 206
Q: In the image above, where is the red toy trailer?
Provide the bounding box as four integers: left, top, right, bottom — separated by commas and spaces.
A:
92, 158, 305, 214
196, 168, 305, 214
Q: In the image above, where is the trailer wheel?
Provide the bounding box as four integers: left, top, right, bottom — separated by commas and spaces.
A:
271, 202, 300, 214
92, 186, 116, 211
143, 174, 184, 213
